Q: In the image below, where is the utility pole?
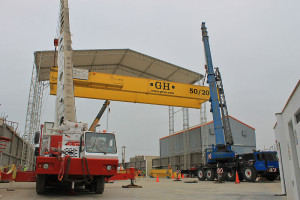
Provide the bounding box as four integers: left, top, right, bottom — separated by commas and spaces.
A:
122, 146, 126, 168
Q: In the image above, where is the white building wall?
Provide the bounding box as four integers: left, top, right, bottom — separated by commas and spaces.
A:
274, 81, 300, 200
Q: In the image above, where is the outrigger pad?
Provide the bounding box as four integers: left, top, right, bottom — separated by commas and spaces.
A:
122, 184, 142, 188
122, 179, 142, 188
184, 180, 198, 183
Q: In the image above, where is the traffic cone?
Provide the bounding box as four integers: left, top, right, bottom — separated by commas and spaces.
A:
182, 174, 184, 179
172, 174, 174, 179
156, 175, 159, 182
235, 171, 240, 184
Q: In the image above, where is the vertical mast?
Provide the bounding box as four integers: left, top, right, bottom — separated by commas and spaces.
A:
56, 0, 76, 127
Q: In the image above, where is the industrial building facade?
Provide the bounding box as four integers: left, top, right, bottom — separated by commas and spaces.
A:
153, 116, 256, 170
274, 80, 300, 200
124, 155, 159, 177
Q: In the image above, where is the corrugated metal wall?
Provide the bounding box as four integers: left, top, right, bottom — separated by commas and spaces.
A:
0, 121, 35, 169
156, 116, 256, 169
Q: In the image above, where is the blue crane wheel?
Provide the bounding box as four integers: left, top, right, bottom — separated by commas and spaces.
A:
242, 166, 257, 182
206, 169, 215, 181
225, 171, 236, 182
197, 168, 206, 181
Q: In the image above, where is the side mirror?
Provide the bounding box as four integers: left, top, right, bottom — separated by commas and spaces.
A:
79, 135, 84, 152
34, 131, 40, 144
34, 147, 40, 156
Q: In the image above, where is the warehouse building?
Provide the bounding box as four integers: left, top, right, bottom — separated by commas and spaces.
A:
153, 116, 256, 170
124, 155, 159, 177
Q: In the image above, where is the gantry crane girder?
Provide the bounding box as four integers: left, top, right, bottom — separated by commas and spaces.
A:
49, 67, 210, 109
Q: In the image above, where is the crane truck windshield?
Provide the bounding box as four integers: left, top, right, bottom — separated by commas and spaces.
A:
85, 132, 117, 154
256, 152, 278, 161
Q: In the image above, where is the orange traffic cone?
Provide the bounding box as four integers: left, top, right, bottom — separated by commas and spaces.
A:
182, 174, 184, 179
172, 174, 174, 179
156, 175, 159, 182
235, 171, 240, 184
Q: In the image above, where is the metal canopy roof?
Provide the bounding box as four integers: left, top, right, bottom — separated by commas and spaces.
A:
34, 49, 203, 84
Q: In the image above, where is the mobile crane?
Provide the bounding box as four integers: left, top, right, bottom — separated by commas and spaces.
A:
201, 22, 235, 163
33, 0, 119, 194
32, 0, 210, 195
195, 23, 279, 182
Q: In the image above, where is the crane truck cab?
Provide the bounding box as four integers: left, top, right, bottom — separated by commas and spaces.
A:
237, 151, 279, 182
35, 121, 118, 194
80, 131, 118, 159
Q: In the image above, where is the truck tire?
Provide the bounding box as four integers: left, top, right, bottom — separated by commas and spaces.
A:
197, 168, 206, 181
34, 131, 40, 144
95, 176, 105, 194
225, 171, 236, 182
265, 174, 278, 181
242, 166, 257, 182
217, 172, 226, 181
36, 174, 46, 194
206, 169, 215, 181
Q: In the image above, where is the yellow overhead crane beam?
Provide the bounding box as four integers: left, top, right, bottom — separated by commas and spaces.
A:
49, 67, 210, 109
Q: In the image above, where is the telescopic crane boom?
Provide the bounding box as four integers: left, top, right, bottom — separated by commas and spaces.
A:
201, 22, 235, 162
89, 100, 110, 131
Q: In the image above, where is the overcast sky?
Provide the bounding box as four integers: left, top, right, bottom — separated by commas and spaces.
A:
0, 0, 299, 162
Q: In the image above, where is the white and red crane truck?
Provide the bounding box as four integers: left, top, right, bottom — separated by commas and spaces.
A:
34, 121, 119, 194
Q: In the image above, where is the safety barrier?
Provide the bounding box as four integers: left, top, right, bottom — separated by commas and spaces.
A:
0, 164, 17, 181
149, 169, 173, 178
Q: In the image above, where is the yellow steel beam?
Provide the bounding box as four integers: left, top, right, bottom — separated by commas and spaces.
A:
50, 67, 210, 109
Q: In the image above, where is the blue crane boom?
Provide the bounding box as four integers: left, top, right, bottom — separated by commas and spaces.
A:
201, 23, 225, 146
201, 22, 235, 163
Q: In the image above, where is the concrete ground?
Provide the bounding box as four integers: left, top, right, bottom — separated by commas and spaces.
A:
0, 178, 286, 200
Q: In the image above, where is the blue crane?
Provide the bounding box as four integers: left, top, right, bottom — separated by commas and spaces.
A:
201, 22, 235, 163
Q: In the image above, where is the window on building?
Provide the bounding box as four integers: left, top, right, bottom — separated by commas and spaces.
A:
295, 111, 300, 124
242, 130, 247, 137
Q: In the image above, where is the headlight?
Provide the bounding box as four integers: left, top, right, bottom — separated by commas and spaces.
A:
106, 165, 112, 171
43, 163, 49, 169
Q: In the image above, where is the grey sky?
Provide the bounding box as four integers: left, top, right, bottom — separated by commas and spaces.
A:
0, 0, 299, 161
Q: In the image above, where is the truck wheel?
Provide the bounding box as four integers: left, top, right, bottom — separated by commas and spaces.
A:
197, 168, 206, 181
242, 166, 257, 182
225, 171, 236, 182
265, 174, 278, 181
206, 169, 215, 181
217, 172, 226, 181
36, 174, 46, 194
95, 176, 105, 194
